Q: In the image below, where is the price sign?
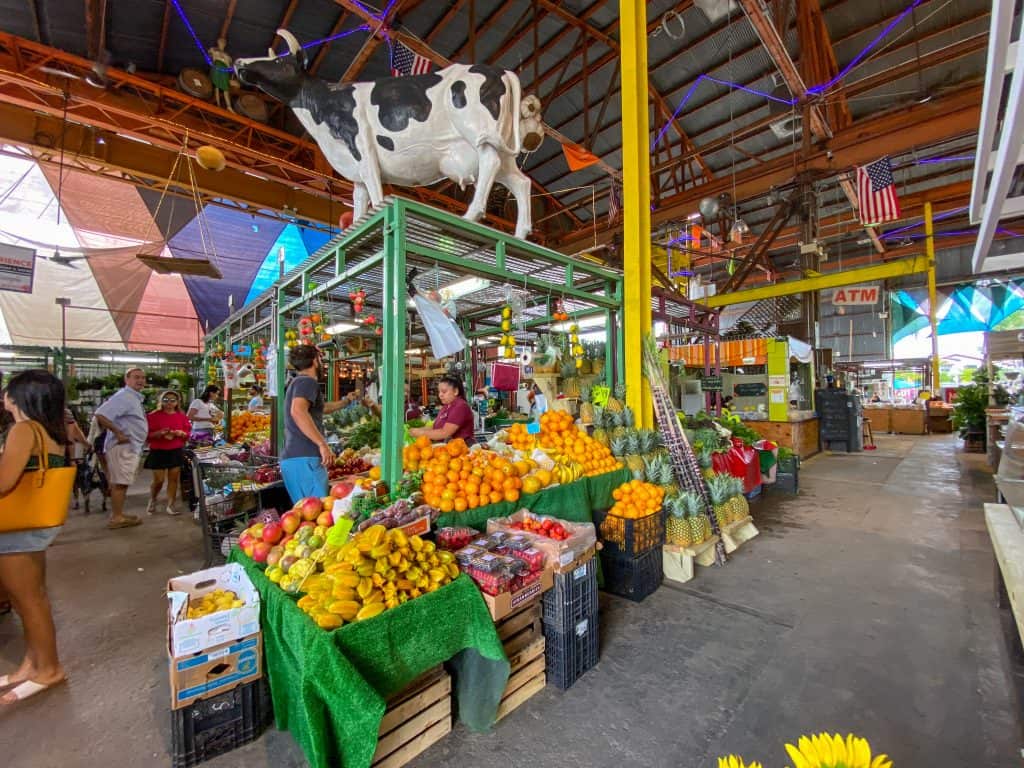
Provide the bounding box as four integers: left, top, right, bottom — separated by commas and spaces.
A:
701, 375, 723, 392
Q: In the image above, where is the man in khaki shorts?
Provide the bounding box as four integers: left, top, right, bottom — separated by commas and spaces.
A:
94, 368, 149, 529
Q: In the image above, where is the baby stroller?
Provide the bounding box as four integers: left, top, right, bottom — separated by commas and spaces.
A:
73, 448, 109, 514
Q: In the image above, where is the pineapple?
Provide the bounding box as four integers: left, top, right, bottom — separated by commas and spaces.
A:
679, 492, 703, 547
656, 456, 677, 496
621, 405, 636, 429
610, 434, 628, 458
624, 429, 639, 456
605, 383, 625, 413
727, 476, 749, 523
625, 453, 646, 478
636, 429, 655, 456
707, 473, 732, 530
592, 426, 610, 448
579, 385, 594, 424
666, 495, 692, 547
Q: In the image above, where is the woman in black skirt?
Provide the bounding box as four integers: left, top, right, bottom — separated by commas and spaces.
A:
144, 390, 191, 516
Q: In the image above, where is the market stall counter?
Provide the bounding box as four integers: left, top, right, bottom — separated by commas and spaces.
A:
435, 466, 632, 532
229, 551, 510, 768
746, 413, 820, 460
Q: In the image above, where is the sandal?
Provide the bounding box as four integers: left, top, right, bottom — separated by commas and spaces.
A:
107, 517, 142, 530
1, 677, 65, 705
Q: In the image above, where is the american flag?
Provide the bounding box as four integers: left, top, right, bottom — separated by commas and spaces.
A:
390, 41, 432, 77
856, 157, 901, 225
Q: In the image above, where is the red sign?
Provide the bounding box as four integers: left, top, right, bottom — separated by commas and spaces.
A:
832, 285, 880, 306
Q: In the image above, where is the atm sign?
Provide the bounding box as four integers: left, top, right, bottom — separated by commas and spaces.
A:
832, 285, 880, 306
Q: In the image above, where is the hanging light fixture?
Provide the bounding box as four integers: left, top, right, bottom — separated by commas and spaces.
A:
729, 217, 750, 243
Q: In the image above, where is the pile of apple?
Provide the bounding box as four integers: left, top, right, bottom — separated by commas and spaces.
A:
508, 515, 573, 541
238, 481, 357, 591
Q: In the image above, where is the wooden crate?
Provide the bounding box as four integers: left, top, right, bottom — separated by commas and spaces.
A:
373, 667, 452, 768
493, 601, 546, 722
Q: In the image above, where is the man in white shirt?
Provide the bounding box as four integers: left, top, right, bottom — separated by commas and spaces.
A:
94, 368, 149, 529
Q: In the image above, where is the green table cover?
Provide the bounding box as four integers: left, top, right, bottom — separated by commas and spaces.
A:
229, 552, 510, 768
435, 467, 631, 531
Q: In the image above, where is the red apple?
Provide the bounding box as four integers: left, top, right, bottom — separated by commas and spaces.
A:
249, 522, 265, 540
262, 522, 283, 544
238, 532, 254, 555
299, 497, 322, 521
317, 510, 334, 528
299, 520, 316, 530
251, 541, 271, 563
280, 512, 300, 534
330, 481, 354, 499
266, 546, 284, 567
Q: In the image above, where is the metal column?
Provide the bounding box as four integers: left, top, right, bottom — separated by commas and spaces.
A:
380, 202, 408, 493
619, 0, 652, 427
924, 202, 941, 389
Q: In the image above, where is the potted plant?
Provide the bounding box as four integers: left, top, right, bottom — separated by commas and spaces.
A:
951, 382, 988, 452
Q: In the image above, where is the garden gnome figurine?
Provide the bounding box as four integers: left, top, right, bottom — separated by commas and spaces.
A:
209, 37, 234, 112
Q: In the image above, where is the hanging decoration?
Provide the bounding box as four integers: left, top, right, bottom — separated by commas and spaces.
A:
349, 288, 366, 314
552, 298, 569, 322
568, 323, 584, 370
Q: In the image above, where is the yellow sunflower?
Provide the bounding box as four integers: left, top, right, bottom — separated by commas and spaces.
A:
717, 755, 763, 768
784, 733, 892, 768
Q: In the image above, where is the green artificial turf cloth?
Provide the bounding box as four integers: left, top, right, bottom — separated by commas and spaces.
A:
435, 467, 631, 532
230, 552, 510, 768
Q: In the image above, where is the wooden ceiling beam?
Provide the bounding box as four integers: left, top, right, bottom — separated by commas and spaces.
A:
156, 0, 171, 72
425, 0, 467, 46
339, 0, 415, 82
447, 1, 515, 61
269, 0, 301, 50
84, 0, 103, 61
309, 10, 350, 75
219, 0, 238, 42
510, 0, 610, 86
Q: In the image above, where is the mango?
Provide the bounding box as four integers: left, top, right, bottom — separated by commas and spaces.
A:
316, 614, 344, 630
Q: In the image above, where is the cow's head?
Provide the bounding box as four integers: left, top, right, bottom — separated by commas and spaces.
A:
235, 29, 308, 104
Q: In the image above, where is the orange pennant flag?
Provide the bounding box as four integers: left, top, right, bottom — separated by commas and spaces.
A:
562, 142, 601, 171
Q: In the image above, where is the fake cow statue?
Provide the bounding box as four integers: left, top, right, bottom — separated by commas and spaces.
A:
236, 30, 543, 239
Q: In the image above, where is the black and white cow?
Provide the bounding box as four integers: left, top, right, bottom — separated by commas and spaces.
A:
236, 30, 542, 239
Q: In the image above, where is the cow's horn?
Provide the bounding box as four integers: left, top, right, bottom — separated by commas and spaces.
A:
277, 29, 301, 56
267, 47, 275, 58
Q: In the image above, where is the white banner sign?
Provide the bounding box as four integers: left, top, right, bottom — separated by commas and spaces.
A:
832, 285, 880, 306
0, 244, 36, 293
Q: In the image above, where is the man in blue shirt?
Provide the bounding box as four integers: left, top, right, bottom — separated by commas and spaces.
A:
281, 346, 346, 503
94, 368, 148, 529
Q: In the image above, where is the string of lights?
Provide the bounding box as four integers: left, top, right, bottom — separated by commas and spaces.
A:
652, 0, 926, 152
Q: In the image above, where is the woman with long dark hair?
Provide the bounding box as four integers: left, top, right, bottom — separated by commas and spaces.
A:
408, 374, 474, 442
187, 384, 222, 443
0, 370, 70, 706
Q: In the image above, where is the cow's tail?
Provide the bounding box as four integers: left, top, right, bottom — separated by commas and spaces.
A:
508, 71, 522, 154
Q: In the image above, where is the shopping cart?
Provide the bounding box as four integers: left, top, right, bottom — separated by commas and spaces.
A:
183, 449, 281, 567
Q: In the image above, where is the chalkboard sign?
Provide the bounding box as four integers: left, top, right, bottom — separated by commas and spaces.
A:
701, 375, 723, 392
734, 382, 767, 397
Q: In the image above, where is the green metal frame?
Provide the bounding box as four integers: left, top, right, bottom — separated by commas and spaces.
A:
264, 198, 622, 492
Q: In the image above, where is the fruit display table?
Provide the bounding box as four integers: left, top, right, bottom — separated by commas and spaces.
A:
229, 552, 510, 768
434, 466, 632, 531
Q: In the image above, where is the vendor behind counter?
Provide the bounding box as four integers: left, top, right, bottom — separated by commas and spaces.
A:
408, 375, 474, 442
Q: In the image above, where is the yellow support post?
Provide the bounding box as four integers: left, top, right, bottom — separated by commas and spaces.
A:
619, 0, 652, 427
924, 202, 941, 390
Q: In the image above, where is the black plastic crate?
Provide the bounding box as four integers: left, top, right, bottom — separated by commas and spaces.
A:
543, 613, 600, 690
774, 470, 799, 494
171, 678, 272, 768
542, 556, 598, 635
600, 547, 662, 603
593, 507, 664, 556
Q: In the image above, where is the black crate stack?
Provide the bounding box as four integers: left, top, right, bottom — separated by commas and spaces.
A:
541, 555, 600, 689
171, 678, 272, 768
593, 508, 665, 602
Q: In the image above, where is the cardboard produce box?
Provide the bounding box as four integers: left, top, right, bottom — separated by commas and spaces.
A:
169, 634, 262, 709
480, 567, 554, 622
168, 563, 261, 657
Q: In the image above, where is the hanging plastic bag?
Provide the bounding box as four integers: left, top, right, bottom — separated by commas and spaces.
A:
410, 289, 468, 359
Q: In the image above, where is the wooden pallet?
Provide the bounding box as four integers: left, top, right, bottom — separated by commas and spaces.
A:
495, 601, 542, 658
496, 635, 546, 722
721, 516, 759, 554
373, 666, 452, 768
493, 601, 546, 722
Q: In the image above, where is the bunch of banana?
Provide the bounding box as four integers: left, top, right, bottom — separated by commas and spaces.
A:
553, 460, 585, 484
294, 525, 459, 631
186, 589, 244, 619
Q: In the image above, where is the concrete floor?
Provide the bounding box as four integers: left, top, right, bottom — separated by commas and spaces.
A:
1, 433, 1021, 767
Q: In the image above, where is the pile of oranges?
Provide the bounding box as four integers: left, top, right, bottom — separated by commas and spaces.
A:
609, 480, 665, 519
403, 437, 532, 513
505, 422, 537, 452
537, 411, 622, 477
